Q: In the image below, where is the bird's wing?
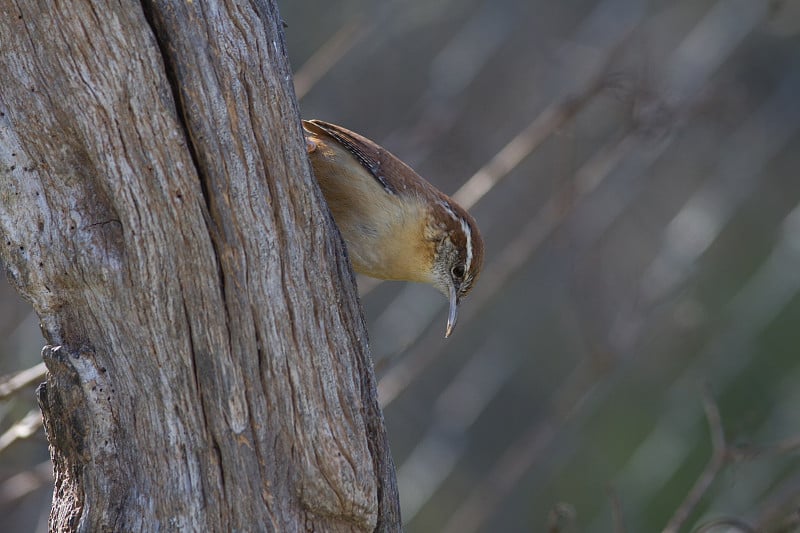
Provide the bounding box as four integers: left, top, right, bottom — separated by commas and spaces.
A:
303, 119, 425, 197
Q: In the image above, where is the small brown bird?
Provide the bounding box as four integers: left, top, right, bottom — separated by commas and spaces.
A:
304, 119, 484, 337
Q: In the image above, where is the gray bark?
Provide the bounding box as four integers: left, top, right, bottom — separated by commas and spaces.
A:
0, 1, 400, 531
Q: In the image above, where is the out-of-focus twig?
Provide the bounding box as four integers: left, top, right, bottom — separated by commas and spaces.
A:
440, 353, 613, 533
293, 16, 373, 100
608, 486, 627, 533
293, 0, 418, 100
727, 435, 800, 462
0, 362, 47, 401
664, 387, 800, 533
753, 470, 800, 531
0, 409, 42, 454
451, 90, 598, 212
662, 387, 729, 533
692, 518, 756, 533
0, 460, 52, 505
771, 511, 800, 533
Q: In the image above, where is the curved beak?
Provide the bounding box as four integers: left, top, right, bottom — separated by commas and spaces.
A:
445, 283, 459, 338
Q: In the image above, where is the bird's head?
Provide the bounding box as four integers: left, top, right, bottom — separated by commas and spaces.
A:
427, 199, 484, 337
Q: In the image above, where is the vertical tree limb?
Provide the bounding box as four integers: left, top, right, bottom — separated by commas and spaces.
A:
0, 1, 399, 531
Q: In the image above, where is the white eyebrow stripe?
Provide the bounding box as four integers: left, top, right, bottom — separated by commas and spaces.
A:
440, 200, 473, 277
461, 217, 472, 275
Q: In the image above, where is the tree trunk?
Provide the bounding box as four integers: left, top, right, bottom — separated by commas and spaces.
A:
0, 1, 400, 531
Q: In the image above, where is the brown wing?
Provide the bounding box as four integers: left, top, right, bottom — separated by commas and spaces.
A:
303, 119, 434, 198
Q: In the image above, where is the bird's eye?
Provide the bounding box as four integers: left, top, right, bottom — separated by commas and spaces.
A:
451, 264, 466, 279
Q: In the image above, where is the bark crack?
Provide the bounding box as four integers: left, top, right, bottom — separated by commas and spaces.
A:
138, 2, 215, 225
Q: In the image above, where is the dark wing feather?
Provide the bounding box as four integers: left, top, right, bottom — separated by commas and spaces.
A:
304, 119, 418, 196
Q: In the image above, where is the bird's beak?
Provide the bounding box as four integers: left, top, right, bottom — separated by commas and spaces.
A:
445, 283, 459, 338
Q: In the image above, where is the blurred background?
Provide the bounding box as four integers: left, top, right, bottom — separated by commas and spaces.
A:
2, 0, 800, 531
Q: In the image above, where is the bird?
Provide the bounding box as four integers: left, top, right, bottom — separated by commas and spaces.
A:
303, 119, 484, 337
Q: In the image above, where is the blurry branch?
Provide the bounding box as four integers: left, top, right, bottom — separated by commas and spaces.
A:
293, 0, 426, 100
728, 436, 800, 462
293, 16, 372, 99
441, 418, 557, 533
396, 337, 514, 522
608, 486, 627, 533
440, 351, 616, 533
451, 66, 616, 213
0, 362, 46, 401
754, 470, 800, 531
693, 518, 756, 533
0, 460, 52, 505
383, 5, 513, 165
0, 309, 35, 345
768, 511, 800, 533
458, 31, 643, 202
664, 387, 800, 533
662, 388, 727, 533
0, 409, 42, 454
304, 2, 489, 110
726, 435, 800, 462
0, 362, 46, 455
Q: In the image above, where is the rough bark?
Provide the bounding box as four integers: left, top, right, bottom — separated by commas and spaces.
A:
0, 1, 400, 531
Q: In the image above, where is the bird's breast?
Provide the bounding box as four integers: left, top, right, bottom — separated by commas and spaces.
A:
307, 130, 437, 284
